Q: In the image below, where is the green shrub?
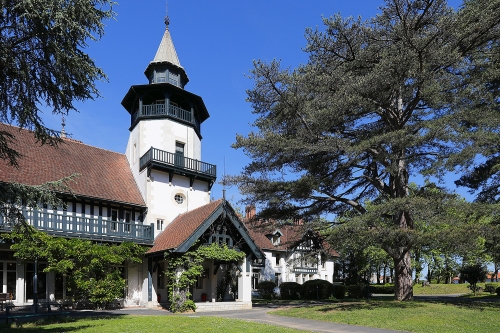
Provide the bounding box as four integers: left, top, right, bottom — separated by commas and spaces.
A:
484, 283, 498, 294
280, 282, 302, 300
301, 279, 334, 299
347, 283, 370, 298
332, 284, 346, 299
369, 284, 395, 294
256, 280, 276, 300
496, 286, 500, 297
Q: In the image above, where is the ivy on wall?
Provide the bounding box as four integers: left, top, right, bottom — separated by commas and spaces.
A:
2, 225, 146, 309
165, 242, 245, 312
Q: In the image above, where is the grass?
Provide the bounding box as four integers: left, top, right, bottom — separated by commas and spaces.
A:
0, 315, 308, 333
271, 300, 500, 333
413, 283, 470, 295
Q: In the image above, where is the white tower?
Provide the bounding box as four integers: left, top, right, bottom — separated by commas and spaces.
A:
123, 17, 215, 237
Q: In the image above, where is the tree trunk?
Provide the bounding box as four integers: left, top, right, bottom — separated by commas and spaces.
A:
394, 251, 413, 300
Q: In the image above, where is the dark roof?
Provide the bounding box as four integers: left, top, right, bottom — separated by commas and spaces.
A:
148, 199, 224, 254
121, 82, 209, 122
0, 123, 146, 207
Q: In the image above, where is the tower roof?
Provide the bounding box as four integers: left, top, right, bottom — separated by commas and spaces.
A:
150, 24, 183, 69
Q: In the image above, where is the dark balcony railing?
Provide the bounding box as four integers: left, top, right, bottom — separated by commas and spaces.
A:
0, 208, 154, 245
140, 147, 216, 179
131, 103, 198, 133
292, 266, 318, 274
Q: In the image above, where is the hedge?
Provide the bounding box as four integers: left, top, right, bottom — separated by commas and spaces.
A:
369, 284, 395, 294
301, 279, 334, 299
280, 282, 302, 300
256, 280, 276, 300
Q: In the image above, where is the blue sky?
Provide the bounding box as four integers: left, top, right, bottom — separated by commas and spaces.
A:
42, 0, 465, 209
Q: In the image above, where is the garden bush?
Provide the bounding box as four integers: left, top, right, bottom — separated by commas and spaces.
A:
280, 282, 302, 300
484, 283, 498, 294
347, 283, 370, 298
369, 284, 395, 294
496, 286, 500, 297
256, 280, 276, 300
301, 279, 334, 299
332, 284, 346, 299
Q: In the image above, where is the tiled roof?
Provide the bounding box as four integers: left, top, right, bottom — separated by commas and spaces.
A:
148, 199, 224, 255
0, 123, 145, 207
244, 219, 339, 257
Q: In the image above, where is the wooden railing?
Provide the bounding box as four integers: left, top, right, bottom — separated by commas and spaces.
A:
131, 103, 199, 132
140, 147, 216, 178
0, 209, 154, 245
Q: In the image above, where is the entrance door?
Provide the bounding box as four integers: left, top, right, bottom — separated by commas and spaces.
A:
174, 142, 185, 168
25, 262, 47, 301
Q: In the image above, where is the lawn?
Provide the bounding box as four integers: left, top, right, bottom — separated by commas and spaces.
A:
412, 283, 470, 295
272, 300, 500, 333
0, 315, 308, 333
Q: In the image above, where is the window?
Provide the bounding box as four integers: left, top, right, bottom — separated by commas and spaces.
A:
124, 210, 131, 232
275, 255, 280, 266
157, 219, 164, 231
111, 208, 118, 231
174, 194, 184, 204
174, 141, 185, 167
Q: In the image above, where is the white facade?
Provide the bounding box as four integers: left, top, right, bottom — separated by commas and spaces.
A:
125, 118, 209, 238
255, 249, 335, 289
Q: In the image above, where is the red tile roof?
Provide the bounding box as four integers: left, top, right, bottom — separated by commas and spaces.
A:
148, 199, 224, 254
244, 219, 339, 257
0, 123, 145, 207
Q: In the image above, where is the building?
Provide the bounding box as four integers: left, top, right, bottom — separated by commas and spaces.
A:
0, 18, 264, 311
243, 206, 338, 291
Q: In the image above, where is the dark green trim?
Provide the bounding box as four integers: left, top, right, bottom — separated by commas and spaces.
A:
174, 200, 264, 260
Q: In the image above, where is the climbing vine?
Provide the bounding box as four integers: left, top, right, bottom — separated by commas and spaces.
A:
164, 242, 245, 312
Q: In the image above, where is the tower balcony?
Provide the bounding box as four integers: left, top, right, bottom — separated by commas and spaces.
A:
139, 147, 216, 189
131, 103, 200, 134
0, 208, 154, 245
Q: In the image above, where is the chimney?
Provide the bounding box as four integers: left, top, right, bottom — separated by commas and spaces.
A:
245, 205, 256, 220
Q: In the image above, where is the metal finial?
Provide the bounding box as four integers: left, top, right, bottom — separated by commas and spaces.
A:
164, 0, 170, 27
61, 116, 66, 138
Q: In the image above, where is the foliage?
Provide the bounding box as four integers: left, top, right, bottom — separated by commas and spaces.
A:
347, 283, 370, 299
164, 242, 245, 312
301, 279, 334, 300
279, 282, 302, 300
369, 284, 395, 295
496, 286, 500, 296
256, 280, 276, 300
331, 285, 346, 299
484, 283, 498, 294
2, 226, 146, 309
227, 0, 500, 301
0, 0, 115, 160
460, 264, 488, 296
0, 0, 115, 228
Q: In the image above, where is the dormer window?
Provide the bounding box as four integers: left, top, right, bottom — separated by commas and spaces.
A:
267, 230, 283, 246
272, 234, 280, 245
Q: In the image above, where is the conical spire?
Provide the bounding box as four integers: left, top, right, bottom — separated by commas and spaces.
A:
151, 16, 183, 69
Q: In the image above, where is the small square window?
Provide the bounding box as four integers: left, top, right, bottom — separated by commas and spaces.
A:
157, 219, 164, 230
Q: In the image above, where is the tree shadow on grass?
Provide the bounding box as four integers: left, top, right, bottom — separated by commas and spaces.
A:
425, 300, 500, 312
315, 300, 425, 313
0, 314, 128, 332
